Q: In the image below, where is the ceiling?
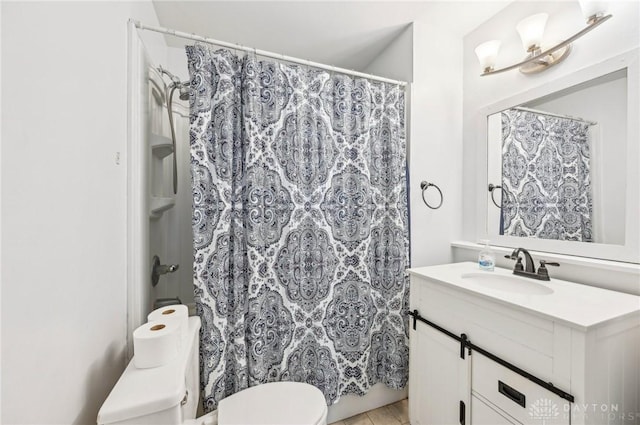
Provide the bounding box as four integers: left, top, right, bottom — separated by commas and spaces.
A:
152, 1, 510, 71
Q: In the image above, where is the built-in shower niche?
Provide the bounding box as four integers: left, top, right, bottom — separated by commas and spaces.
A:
148, 67, 175, 219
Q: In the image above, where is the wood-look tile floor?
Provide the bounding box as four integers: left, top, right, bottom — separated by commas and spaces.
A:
330, 399, 409, 425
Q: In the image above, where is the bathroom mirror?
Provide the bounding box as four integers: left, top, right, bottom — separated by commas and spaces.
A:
477, 50, 639, 263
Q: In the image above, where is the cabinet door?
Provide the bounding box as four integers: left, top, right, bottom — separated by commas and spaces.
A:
409, 322, 470, 425
472, 395, 521, 424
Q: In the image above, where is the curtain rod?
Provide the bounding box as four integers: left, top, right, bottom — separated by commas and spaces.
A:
513, 106, 597, 126
131, 20, 408, 87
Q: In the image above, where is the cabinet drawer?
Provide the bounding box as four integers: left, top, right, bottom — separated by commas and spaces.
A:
472, 395, 521, 424
472, 353, 570, 425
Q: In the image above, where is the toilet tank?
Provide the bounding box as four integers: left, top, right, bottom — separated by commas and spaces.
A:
97, 316, 201, 425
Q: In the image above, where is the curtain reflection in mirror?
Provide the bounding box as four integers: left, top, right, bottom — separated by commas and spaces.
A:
500, 108, 594, 242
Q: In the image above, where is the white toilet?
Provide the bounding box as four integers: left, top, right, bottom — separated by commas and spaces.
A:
98, 316, 328, 425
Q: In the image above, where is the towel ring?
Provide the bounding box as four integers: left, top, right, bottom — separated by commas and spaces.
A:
420, 181, 443, 209
488, 183, 502, 208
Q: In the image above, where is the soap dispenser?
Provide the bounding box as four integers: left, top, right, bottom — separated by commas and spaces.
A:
478, 240, 495, 271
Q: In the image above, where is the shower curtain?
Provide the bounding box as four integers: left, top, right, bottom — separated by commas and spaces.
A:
501, 109, 593, 241
186, 45, 410, 411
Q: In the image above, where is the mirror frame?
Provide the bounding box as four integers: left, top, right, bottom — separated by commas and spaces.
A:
475, 49, 639, 264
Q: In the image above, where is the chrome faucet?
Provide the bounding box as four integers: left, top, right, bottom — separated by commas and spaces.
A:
505, 248, 559, 281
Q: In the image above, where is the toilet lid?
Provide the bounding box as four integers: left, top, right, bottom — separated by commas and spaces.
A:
218, 382, 327, 425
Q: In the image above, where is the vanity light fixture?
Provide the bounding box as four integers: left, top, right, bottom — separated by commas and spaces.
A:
475, 1, 612, 76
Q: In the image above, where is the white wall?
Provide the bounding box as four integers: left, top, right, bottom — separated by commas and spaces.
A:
460, 1, 639, 289
486, 113, 502, 236
407, 18, 466, 267
528, 73, 628, 244
369, 14, 468, 268
462, 0, 640, 241
0, 1, 4, 422
1, 2, 165, 424
364, 24, 413, 83
365, 8, 467, 271
485, 73, 628, 244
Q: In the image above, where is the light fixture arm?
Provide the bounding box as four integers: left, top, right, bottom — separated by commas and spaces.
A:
481, 14, 612, 76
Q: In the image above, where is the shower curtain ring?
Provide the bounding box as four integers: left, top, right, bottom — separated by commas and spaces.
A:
420, 181, 443, 209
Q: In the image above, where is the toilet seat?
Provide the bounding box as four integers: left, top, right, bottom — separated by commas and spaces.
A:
218, 382, 328, 425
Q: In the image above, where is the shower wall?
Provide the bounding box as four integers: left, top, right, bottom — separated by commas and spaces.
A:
128, 29, 191, 359
133, 42, 192, 328
155, 47, 193, 306
155, 92, 192, 305
127, 27, 165, 359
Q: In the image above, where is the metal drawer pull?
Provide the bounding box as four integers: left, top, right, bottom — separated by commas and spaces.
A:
498, 380, 526, 408
181, 390, 188, 406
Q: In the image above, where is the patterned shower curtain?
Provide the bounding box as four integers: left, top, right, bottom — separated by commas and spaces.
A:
186, 45, 410, 412
501, 108, 593, 241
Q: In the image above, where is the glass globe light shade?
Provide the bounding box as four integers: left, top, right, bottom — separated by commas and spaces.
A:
475, 40, 501, 72
578, 0, 608, 22
516, 13, 548, 52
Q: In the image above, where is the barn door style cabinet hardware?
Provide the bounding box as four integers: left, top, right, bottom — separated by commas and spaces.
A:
407, 262, 640, 425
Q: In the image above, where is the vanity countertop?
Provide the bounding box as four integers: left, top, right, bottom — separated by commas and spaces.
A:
408, 262, 640, 331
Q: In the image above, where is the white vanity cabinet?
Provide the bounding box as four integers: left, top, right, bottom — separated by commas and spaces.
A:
410, 319, 471, 424
408, 262, 640, 425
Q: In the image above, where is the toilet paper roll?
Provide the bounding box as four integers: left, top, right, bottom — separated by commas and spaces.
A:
133, 321, 180, 369
147, 304, 189, 347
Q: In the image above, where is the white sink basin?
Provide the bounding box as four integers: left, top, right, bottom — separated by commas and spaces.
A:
461, 272, 554, 295
408, 262, 640, 330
